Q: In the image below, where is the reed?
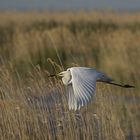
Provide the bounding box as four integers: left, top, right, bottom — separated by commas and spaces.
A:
0, 11, 139, 140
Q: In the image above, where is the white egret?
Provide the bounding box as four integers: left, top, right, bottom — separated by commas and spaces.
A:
53, 67, 134, 110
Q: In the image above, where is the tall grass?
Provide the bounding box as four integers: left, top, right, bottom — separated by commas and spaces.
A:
0, 11, 140, 140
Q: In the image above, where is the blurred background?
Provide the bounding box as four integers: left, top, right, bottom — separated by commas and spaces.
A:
0, 0, 140, 11
0, 1, 140, 140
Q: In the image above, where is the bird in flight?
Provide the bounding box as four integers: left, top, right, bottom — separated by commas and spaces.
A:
50, 67, 134, 110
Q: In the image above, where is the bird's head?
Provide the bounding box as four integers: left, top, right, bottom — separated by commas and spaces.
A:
48, 71, 68, 78
58, 71, 68, 77
58, 70, 71, 85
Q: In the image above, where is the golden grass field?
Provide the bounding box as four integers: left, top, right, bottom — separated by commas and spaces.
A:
0, 11, 140, 140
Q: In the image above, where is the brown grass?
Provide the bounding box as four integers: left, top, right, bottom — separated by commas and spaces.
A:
0, 11, 140, 140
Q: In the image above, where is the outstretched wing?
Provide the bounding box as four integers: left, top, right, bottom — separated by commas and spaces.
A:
66, 83, 77, 110
67, 67, 98, 110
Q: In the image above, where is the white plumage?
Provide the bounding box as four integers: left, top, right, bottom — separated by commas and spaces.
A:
58, 67, 110, 110
58, 67, 134, 110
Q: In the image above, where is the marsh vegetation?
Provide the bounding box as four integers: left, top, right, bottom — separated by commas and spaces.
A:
0, 11, 140, 140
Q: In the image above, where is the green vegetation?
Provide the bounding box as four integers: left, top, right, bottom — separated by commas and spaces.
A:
0, 11, 140, 140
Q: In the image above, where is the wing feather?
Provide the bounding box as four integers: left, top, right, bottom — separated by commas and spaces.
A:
67, 67, 97, 110
67, 84, 75, 110
80, 80, 94, 104
75, 86, 83, 109
77, 85, 87, 106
